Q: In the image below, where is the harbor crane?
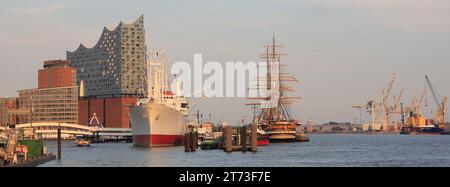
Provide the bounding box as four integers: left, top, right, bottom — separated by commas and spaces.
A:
425, 75, 447, 127
407, 86, 427, 115
365, 73, 401, 131
402, 86, 427, 126
381, 73, 396, 130
391, 88, 405, 113
386, 87, 405, 130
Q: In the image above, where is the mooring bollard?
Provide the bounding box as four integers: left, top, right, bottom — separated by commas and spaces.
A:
190, 132, 196, 152
222, 127, 226, 149
184, 132, 190, 152
251, 125, 257, 152
241, 126, 247, 152
225, 126, 233, 152
194, 131, 199, 150
57, 127, 62, 160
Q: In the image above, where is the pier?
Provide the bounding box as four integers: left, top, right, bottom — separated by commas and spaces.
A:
1, 124, 133, 167
223, 125, 258, 153
5, 154, 56, 167
184, 131, 199, 152
13, 123, 132, 143
183, 125, 258, 153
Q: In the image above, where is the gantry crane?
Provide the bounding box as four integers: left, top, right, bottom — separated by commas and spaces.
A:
425, 75, 447, 127
364, 73, 399, 131
387, 87, 405, 130
381, 73, 397, 130
391, 88, 405, 113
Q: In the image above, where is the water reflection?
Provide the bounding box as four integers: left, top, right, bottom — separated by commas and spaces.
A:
40, 134, 450, 167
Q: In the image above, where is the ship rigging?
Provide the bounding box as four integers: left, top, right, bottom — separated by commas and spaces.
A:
246, 34, 303, 142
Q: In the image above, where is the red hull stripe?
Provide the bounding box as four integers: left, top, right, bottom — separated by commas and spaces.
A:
133, 134, 184, 147
257, 140, 270, 146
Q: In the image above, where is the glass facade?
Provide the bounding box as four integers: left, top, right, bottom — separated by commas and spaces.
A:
67, 15, 148, 98
18, 86, 79, 124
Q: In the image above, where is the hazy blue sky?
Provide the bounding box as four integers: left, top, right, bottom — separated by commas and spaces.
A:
1, 0, 450, 124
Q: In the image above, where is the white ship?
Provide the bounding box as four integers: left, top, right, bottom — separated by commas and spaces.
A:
130, 52, 189, 147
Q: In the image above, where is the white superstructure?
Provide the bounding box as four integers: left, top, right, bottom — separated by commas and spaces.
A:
130, 51, 189, 147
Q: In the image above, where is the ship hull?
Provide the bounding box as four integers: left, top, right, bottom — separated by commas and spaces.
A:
265, 121, 298, 142
400, 127, 444, 135
269, 134, 296, 142
257, 134, 270, 146
133, 134, 184, 147
257, 139, 270, 146
130, 103, 187, 147
266, 123, 297, 142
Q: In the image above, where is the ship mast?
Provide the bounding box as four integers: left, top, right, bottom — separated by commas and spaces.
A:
247, 34, 302, 123
148, 51, 169, 104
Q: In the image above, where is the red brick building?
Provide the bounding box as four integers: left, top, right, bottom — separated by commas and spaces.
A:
0, 97, 19, 127
38, 60, 76, 89
78, 97, 138, 128
17, 60, 79, 124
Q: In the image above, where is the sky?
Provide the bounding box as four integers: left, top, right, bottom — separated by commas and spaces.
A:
1, 0, 450, 124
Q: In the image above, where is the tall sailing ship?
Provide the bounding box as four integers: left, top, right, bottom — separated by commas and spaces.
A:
247, 35, 304, 142
130, 52, 189, 147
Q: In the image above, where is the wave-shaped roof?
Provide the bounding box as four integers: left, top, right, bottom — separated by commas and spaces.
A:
67, 15, 144, 53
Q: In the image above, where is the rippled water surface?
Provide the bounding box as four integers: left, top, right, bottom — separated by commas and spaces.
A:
40, 134, 450, 167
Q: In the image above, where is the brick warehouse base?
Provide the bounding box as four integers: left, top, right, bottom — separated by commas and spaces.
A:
79, 97, 138, 128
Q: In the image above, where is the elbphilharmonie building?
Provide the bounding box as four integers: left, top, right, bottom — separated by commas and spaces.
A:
67, 16, 148, 128
67, 15, 148, 98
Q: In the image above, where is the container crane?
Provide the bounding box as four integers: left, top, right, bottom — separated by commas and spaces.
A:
425, 75, 447, 127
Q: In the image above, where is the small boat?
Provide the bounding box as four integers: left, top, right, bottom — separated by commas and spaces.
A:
74, 140, 91, 147
199, 140, 219, 150
295, 132, 310, 142
257, 128, 270, 146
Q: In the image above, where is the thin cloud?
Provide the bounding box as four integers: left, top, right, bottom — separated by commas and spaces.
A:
8, 4, 70, 16
269, 0, 450, 32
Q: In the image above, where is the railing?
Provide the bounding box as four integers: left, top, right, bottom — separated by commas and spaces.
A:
14, 122, 132, 136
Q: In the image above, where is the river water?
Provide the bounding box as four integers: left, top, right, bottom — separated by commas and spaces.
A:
39, 134, 450, 167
